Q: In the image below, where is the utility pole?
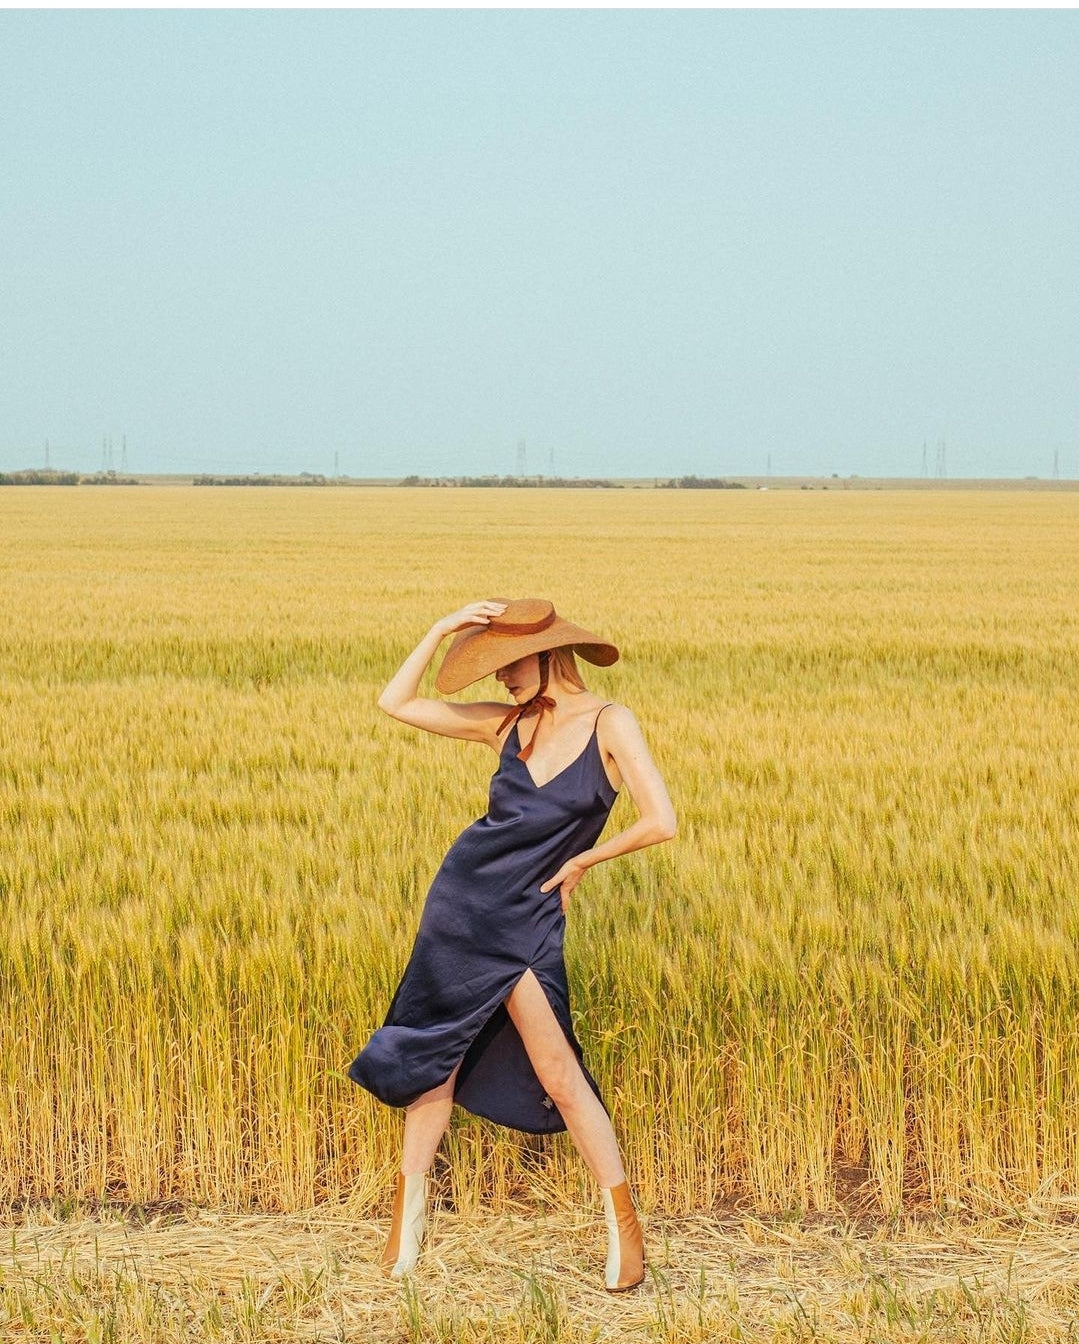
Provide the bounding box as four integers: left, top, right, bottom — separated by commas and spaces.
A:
921, 440, 928, 478
516, 439, 526, 476
121, 435, 127, 473
1053, 449, 1060, 480
334, 449, 339, 479
45, 439, 50, 470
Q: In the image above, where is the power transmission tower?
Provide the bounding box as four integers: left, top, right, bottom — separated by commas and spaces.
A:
921, 440, 928, 478
766, 452, 772, 479
1053, 449, 1060, 480
334, 449, 339, 479
516, 439, 526, 476
121, 435, 127, 473
45, 439, 50, 470
936, 439, 947, 479
548, 445, 555, 477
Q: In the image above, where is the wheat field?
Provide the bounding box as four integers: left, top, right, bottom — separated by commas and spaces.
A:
2, 484, 1078, 1340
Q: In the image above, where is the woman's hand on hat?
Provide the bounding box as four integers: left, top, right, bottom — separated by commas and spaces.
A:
434, 601, 507, 638
540, 855, 590, 913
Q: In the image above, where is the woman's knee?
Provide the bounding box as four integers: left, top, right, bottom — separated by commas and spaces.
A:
533, 1051, 587, 1110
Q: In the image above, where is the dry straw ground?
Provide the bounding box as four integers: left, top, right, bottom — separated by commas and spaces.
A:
1, 485, 1078, 1340
5, 1198, 1079, 1342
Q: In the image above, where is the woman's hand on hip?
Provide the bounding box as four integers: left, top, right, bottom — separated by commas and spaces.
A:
433, 600, 507, 638
540, 856, 590, 913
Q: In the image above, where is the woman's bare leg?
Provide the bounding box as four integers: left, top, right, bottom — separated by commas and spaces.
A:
401, 1062, 460, 1175
504, 969, 627, 1187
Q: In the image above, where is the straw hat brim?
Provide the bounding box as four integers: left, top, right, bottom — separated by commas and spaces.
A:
435, 603, 619, 695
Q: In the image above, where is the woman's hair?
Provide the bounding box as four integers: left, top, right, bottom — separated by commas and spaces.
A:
551, 645, 586, 689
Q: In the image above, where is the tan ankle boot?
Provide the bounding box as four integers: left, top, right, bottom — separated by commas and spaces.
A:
601, 1181, 645, 1291
380, 1171, 428, 1277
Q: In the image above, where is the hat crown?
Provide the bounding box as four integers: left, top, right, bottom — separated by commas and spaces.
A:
488, 598, 556, 636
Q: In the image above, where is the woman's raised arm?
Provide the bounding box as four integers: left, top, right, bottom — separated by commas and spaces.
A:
377, 601, 510, 746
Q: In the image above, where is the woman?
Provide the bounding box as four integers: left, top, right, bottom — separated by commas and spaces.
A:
347, 597, 676, 1290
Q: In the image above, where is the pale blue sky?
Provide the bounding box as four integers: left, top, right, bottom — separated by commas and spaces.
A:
2, 8, 1077, 479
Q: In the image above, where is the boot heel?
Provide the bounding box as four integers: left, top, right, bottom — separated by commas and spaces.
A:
381, 1171, 428, 1278
601, 1181, 645, 1292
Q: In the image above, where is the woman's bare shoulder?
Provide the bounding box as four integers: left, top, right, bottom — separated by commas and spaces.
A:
594, 701, 649, 750
596, 701, 639, 729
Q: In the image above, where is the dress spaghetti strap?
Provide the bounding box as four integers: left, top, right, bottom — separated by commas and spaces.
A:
592, 703, 618, 795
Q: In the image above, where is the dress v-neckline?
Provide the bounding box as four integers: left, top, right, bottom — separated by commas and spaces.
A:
511, 720, 597, 791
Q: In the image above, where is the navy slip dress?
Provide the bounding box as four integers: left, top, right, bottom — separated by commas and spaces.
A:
347, 703, 617, 1134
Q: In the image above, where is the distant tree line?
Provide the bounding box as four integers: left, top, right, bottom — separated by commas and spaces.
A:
194, 474, 328, 486
659, 475, 746, 490
82, 472, 140, 485
400, 474, 621, 488
0, 468, 137, 486
0, 469, 80, 485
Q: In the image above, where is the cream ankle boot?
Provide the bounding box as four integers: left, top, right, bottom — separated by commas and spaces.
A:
380, 1171, 428, 1278
601, 1181, 645, 1291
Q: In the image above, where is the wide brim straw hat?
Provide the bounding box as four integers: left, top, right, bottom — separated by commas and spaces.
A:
435, 598, 619, 695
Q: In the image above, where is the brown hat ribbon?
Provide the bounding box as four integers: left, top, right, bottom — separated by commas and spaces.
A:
496, 650, 556, 762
